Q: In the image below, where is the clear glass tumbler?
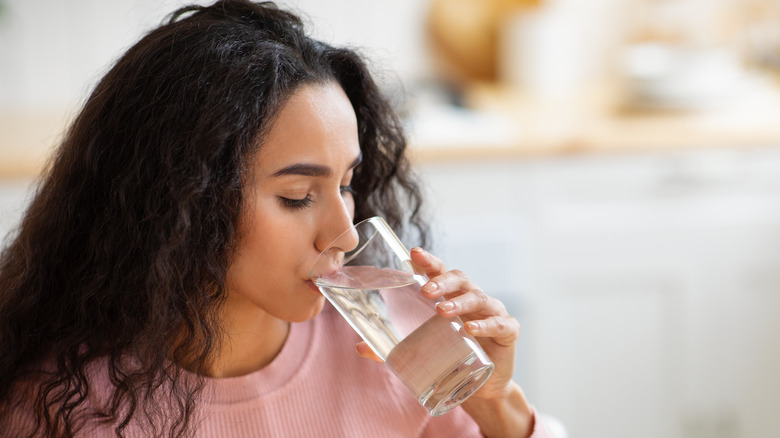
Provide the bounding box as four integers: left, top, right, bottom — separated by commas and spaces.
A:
310, 216, 494, 416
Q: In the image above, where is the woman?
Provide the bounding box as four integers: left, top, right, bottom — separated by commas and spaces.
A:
0, 1, 548, 436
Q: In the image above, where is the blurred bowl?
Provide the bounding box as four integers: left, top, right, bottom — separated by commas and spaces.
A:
622, 43, 746, 110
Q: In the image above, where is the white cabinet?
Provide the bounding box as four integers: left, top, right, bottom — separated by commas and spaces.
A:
416, 146, 780, 438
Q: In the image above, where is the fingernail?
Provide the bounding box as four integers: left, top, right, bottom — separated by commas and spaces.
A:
467, 321, 482, 332
411, 247, 424, 254
421, 281, 438, 294
439, 301, 455, 312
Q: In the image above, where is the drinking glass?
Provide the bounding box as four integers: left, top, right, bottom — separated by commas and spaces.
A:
310, 216, 494, 416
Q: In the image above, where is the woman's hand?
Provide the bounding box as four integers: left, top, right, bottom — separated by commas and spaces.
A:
353, 248, 520, 381
409, 247, 520, 401
355, 247, 521, 395
355, 247, 537, 437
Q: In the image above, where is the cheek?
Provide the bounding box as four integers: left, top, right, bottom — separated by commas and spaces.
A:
227, 222, 297, 299
227, 237, 267, 293
230, 212, 287, 282
242, 217, 294, 267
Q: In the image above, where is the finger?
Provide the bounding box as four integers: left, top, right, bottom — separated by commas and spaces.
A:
421, 269, 475, 299
465, 315, 521, 346
356, 342, 383, 363
410, 247, 446, 279
436, 288, 507, 318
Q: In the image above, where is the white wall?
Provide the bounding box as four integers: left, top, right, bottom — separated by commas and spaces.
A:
0, 0, 429, 111
0, 0, 750, 111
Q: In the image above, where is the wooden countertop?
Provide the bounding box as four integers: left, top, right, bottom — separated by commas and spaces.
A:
0, 109, 71, 179
5, 83, 780, 179
408, 83, 780, 162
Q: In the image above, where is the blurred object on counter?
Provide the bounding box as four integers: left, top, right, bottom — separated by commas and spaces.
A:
626, 0, 743, 47
426, 0, 542, 85
741, 0, 780, 74
498, 0, 632, 99
620, 43, 756, 110
407, 103, 520, 150
616, 0, 780, 112
402, 80, 521, 151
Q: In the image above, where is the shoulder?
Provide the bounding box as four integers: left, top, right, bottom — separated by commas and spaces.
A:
1, 356, 145, 437
2, 373, 39, 436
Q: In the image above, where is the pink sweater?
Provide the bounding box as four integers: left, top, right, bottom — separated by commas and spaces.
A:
9, 304, 550, 437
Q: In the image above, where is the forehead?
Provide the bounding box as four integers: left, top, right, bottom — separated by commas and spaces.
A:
252, 82, 360, 177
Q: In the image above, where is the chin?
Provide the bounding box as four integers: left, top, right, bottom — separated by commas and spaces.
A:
288, 296, 326, 323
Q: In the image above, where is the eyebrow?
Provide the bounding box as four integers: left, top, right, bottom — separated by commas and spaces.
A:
272, 154, 362, 178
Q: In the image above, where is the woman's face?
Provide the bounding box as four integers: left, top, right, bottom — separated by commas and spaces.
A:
225, 82, 362, 322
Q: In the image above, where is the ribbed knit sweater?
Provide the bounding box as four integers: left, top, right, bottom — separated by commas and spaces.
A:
7, 304, 548, 437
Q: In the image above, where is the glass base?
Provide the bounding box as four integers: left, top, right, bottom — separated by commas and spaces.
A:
419, 352, 495, 416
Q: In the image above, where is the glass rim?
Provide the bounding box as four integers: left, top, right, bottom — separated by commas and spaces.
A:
309, 216, 410, 280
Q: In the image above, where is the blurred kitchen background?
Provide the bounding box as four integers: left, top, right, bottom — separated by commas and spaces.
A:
3, 0, 780, 436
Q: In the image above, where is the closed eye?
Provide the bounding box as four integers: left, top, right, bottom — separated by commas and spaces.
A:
279, 195, 313, 209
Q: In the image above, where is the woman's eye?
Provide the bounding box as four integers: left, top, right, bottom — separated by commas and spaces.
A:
340, 186, 355, 196
279, 195, 313, 209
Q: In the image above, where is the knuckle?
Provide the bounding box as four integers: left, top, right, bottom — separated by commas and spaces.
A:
473, 288, 489, 305
496, 318, 510, 333
493, 316, 507, 332
451, 269, 467, 281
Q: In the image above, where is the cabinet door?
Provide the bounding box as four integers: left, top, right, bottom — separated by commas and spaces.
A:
529, 149, 780, 438
419, 147, 780, 438
537, 272, 680, 438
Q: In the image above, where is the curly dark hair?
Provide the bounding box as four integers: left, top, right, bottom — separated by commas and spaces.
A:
0, 1, 427, 436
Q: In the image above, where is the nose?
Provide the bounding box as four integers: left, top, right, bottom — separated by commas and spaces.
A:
310, 195, 359, 280
314, 193, 359, 255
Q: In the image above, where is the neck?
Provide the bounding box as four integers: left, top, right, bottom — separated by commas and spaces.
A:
208, 296, 291, 378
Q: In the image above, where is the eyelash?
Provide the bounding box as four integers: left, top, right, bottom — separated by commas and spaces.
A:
281, 196, 313, 210
280, 186, 354, 210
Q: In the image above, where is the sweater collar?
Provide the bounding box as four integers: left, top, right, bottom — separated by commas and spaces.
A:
198, 315, 317, 405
